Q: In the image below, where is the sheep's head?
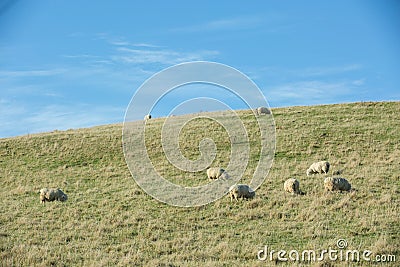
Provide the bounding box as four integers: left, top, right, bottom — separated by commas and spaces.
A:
248, 191, 256, 198
59, 194, 68, 202
56, 189, 68, 202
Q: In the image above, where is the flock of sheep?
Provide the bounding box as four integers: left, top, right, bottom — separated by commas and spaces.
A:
39, 158, 352, 204
38, 160, 352, 204
39, 109, 352, 204
284, 160, 352, 195
206, 167, 256, 201
207, 160, 353, 202
143, 107, 269, 122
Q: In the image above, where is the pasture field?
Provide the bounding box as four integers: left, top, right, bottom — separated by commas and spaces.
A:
0, 101, 399, 266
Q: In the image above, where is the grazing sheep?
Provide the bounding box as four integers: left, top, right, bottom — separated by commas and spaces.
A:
306, 161, 330, 176
206, 167, 227, 180
144, 114, 151, 121
255, 106, 270, 116
39, 188, 68, 203
229, 184, 256, 201
284, 178, 301, 195
324, 177, 352, 192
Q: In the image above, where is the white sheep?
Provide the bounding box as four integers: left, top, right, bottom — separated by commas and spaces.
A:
39, 188, 68, 203
144, 114, 151, 121
255, 106, 270, 116
229, 184, 256, 201
306, 161, 330, 176
206, 167, 229, 180
284, 178, 302, 195
324, 177, 352, 192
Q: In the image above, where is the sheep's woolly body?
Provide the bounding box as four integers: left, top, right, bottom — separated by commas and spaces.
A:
206, 167, 226, 180
307, 161, 330, 176
144, 114, 151, 121
39, 188, 68, 203
255, 106, 270, 115
324, 177, 351, 192
284, 178, 301, 195
229, 184, 255, 201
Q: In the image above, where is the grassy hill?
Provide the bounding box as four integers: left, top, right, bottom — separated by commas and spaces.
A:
0, 101, 399, 266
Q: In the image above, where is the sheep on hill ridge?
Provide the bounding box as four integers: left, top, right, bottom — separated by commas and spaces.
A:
144, 114, 151, 121
255, 106, 270, 116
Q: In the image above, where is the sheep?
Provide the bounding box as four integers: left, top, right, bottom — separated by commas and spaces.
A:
39, 188, 68, 203
324, 177, 352, 192
284, 178, 302, 195
306, 161, 330, 176
255, 106, 270, 116
229, 184, 256, 201
144, 114, 151, 121
206, 167, 228, 180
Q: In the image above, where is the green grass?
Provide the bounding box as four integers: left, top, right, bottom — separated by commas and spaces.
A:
0, 101, 399, 266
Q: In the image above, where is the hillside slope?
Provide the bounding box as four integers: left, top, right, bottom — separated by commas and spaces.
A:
0, 101, 399, 266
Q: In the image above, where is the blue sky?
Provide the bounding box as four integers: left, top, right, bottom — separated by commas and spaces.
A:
0, 0, 399, 137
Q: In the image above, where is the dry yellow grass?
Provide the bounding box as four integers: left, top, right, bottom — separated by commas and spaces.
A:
0, 101, 399, 266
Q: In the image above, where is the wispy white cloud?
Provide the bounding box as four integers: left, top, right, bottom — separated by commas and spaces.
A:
0, 69, 66, 78
92, 32, 162, 48
296, 64, 364, 77
62, 54, 115, 67
0, 98, 28, 137
352, 79, 365, 86
0, 102, 124, 138
0, 33, 222, 137
111, 47, 219, 65
170, 16, 264, 33
250, 64, 364, 81
131, 43, 162, 48
63, 33, 219, 66
110, 41, 161, 48
62, 54, 101, 59
266, 79, 367, 107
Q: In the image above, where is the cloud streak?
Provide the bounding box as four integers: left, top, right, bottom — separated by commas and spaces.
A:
0, 33, 223, 137
0, 69, 66, 78
266, 79, 367, 107
0, 102, 124, 138
112, 47, 219, 65
170, 16, 264, 33
64, 33, 220, 67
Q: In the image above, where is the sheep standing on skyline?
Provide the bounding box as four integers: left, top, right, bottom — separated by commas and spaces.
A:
306, 161, 330, 176
229, 184, 255, 201
39, 188, 68, 204
144, 114, 151, 121
255, 106, 270, 116
324, 177, 352, 192
206, 167, 229, 180
284, 178, 302, 195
